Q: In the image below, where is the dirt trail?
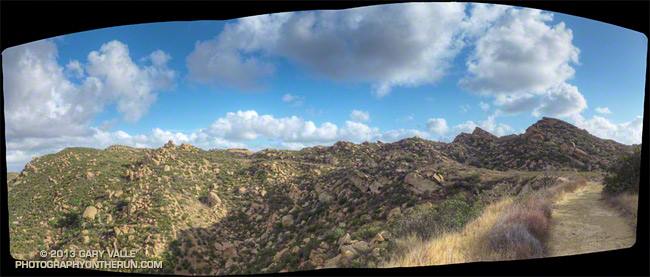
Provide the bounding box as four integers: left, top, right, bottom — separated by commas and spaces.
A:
547, 181, 636, 257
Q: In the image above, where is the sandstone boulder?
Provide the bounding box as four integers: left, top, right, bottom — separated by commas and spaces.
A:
25, 163, 38, 174
222, 243, 238, 259
82, 206, 98, 220
342, 250, 356, 261
281, 215, 294, 227
207, 191, 222, 207
349, 171, 368, 192
432, 173, 444, 184
323, 254, 342, 268
560, 143, 570, 153
369, 176, 389, 194
574, 148, 588, 158
318, 192, 333, 203
273, 248, 289, 262
529, 133, 544, 142
387, 207, 402, 220
338, 233, 351, 246
125, 169, 134, 181
404, 172, 440, 194
370, 233, 385, 246
351, 241, 369, 252
164, 140, 176, 148
339, 244, 357, 255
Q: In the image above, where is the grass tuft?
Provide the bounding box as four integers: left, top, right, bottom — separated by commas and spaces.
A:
604, 192, 638, 227
487, 222, 544, 260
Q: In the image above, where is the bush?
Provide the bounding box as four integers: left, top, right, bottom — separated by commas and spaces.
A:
487, 222, 544, 259
468, 173, 481, 185
324, 228, 345, 243
503, 205, 550, 243
439, 195, 478, 231
603, 147, 641, 195
536, 170, 559, 188
389, 194, 478, 241
486, 191, 553, 260
353, 225, 382, 241
561, 179, 587, 194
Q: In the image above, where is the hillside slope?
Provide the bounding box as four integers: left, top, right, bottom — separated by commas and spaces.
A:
6, 117, 634, 274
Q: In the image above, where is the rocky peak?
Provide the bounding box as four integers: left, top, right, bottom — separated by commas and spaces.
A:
332, 141, 356, 152
179, 142, 198, 151
164, 140, 176, 148
527, 117, 577, 133
523, 117, 587, 142
471, 127, 497, 139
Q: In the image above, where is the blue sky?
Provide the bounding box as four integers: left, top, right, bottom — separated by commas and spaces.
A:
3, 3, 646, 172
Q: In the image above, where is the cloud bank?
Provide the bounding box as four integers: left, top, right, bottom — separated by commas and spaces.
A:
3, 40, 176, 139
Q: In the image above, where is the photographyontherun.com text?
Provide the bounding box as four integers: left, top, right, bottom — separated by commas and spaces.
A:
15, 260, 162, 269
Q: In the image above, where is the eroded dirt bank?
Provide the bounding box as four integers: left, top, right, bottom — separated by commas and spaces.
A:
547, 182, 636, 257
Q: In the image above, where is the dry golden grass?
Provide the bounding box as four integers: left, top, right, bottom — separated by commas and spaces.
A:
605, 192, 638, 227
382, 178, 589, 268
382, 198, 514, 267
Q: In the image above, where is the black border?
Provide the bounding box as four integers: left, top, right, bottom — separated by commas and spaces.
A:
1, 1, 648, 276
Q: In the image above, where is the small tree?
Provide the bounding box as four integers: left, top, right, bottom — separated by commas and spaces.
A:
537, 168, 559, 188
603, 147, 641, 195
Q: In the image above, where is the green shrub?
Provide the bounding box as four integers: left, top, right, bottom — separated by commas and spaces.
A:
468, 173, 481, 185
353, 225, 381, 241
324, 228, 345, 243
389, 194, 478, 241
438, 195, 478, 231
603, 147, 641, 195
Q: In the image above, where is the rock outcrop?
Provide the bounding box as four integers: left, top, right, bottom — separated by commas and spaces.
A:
82, 206, 98, 220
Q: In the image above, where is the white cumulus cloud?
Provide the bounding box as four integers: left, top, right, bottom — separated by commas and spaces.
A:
86, 40, 176, 122
65, 60, 84, 78
282, 93, 304, 106
3, 40, 102, 138
450, 115, 515, 138
460, 8, 580, 96
3, 39, 176, 140
493, 93, 540, 115
479, 101, 490, 112
280, 142, 306, 150
380, 129, 430, 141
350, 110, 370, 122
426, 118, 449, 135
595, 107, 613, 115
202, 110, 340, 142
186, 3, 468, 97
572, 115, 643, 145
533, 82, 587, 118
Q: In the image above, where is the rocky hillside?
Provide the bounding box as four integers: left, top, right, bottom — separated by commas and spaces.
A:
447, 117, 634, 171
6, 117, 634, 275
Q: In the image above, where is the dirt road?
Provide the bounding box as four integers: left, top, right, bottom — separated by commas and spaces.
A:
547, 181, 636, 257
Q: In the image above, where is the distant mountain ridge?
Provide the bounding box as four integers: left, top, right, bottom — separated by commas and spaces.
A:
447, 117, 635, 171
